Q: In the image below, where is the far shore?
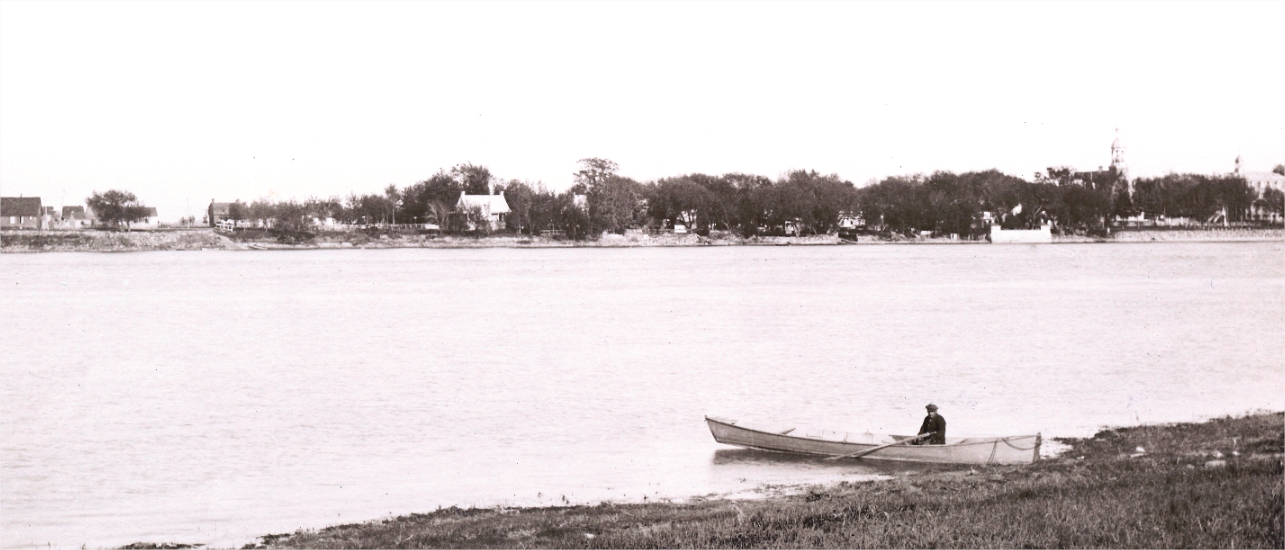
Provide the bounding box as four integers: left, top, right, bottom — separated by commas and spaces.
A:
2, 226, 1282, 254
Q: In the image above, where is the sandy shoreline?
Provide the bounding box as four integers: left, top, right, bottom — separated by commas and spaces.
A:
2, 227, 1281, 253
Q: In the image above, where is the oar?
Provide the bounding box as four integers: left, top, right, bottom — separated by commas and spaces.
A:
824, 432, 935, 461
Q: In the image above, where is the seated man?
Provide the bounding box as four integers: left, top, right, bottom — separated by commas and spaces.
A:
917, 403, 947, 445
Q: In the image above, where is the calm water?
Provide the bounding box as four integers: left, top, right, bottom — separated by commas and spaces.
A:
2, 242, 1282, 548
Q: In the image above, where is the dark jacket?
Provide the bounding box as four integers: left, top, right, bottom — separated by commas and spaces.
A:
918, 413, 946, 444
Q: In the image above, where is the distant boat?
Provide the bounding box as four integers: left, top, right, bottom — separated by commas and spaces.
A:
988, 224, 1053, 244
705, 416, 1041, 465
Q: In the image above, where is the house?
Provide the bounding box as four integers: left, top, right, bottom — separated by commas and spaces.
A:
133, 207, 160, 230
455, 191, 511, 231
1235, 156, 1285, 195
208, 200, 246, 227
1, 197, 44, 229
1243, 170, 1285, 194
61, 206, 95, 229
1235, 157, 1285, 223
208, 201, 231, 227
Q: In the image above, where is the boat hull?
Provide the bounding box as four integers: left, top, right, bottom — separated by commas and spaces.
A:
705, 416, 1040, 465
989, 224, 1053, 244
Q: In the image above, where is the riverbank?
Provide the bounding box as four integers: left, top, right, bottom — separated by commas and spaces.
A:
3, 227, 1282, 253
0, 229, 229, 253
237, 412, 1282, 549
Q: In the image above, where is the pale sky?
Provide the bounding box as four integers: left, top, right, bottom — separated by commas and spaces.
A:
2, 1, 1283, 221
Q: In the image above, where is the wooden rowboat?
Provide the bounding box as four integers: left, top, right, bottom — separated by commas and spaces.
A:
705, 416, 1041, 465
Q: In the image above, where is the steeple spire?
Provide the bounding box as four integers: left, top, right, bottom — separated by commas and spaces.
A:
1110, 128, 1126, 172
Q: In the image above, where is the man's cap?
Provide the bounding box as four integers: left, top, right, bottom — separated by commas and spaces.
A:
925, 404, 938, 411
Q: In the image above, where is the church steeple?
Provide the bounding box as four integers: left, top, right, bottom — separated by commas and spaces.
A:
1109, 128, 1131, 196
1110, 127, 1128, 182
1110, 128, 1125, 168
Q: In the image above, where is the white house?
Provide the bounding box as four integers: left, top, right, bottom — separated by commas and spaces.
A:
1235, 155, 1285, 195
131, 207, 160, 230
456, 191, 511, 231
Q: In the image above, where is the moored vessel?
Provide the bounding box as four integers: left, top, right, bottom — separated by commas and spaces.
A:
705, 416, 1041, 464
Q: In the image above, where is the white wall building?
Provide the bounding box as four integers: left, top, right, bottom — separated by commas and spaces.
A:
456, 191, 511, 231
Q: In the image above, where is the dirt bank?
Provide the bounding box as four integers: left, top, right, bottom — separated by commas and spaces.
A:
4, 227, 1281, 253
1107, 227, 1283, 242
1, 229, 227, 253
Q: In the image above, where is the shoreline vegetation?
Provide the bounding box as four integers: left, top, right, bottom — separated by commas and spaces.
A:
16, 160, 1285, 249
127, 412, 1283, 549
3, 226, 1282, 254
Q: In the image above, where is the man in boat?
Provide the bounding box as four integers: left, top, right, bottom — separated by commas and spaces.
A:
916, 404, 946, 445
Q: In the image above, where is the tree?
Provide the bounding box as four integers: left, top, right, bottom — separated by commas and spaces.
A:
1060, 183, 1111, 229
249, 200, 274, 226
384, 184, 402, 224
453, 205, 490, 234
502, 180, 541, 234
589, 175, 645, 233
227, 201, 248, 225
86, 190, 151, 230
400, 171, 462, 224
1107, 182, 1134, 220
780, 169, 857, 234
648, 177, 716, 230
451, 163, 494, 195
574, 159, 643, 233
1273, 164, 1284, 176
357, 194, 397, 226
855, 174, 930, 234
271, 200, 315, 242
425, 201, 451, 230
552, 191, 592, 239
305, 197, 343, 225
688, 173, 743, 230
1212, 176, 1255, 222
1262, 188, 1284, 217
573, 158, 619, 189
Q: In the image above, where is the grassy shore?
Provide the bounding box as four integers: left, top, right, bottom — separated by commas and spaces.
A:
248, 412, 1284, 549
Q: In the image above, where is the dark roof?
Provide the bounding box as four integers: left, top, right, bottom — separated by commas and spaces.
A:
62, 206, 94, 221
143, 207, 158, 217
1, 197, 42, 217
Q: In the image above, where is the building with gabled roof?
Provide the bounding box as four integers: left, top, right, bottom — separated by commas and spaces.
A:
2, 197, 45, 229
456, 191, 511, 231
1234, 155, 1285, 195
134, 207, 160, 230
61, 205, 95, 229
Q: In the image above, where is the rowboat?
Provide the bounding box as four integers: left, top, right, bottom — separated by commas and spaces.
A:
705, 416, 1041, 465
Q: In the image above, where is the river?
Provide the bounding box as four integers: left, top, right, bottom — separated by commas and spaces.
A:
2, 241, 1281, 548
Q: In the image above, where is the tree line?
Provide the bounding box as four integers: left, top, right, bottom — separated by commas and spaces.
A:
91, 160, 1285, 236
